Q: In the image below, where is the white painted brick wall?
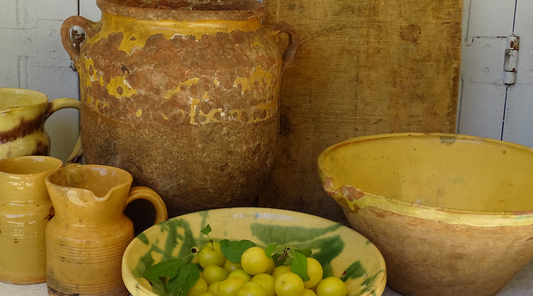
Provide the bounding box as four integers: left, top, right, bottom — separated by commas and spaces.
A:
81, 0, 102, 21
0, 0, 80, 163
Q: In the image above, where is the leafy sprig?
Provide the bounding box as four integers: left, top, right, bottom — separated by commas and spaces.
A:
265, 244, 312, 281
142, 225, 213, 296
142, 224, 314, 296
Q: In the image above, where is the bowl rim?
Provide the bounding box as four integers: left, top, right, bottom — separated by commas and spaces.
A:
122, 207, 387, 296
317, 132, 533, 227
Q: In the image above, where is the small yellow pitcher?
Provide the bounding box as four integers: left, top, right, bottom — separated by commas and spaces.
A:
0, 88, 82, 163
0, 156, 63, 284
45, 164, 168, 296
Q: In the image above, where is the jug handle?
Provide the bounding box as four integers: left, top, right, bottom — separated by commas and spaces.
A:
46, 98, 83, 164
126, 186, 168, 225
272, 22, 300, 74
61, 16, 97, 69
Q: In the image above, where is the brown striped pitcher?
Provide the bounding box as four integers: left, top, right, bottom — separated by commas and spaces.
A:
0, 88, 82, 162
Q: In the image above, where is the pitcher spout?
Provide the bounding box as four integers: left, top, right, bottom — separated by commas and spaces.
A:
45, 164, 134, 224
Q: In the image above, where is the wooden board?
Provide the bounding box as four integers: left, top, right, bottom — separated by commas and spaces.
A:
259, 0, 463, 223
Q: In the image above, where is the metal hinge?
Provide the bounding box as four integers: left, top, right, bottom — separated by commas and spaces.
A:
502, 35, 519, 85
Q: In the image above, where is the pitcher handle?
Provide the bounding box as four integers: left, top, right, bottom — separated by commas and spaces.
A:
126, 187, 168, 225
61, 16, 97, 68
46, 98, 83, 164
272, 22, 300, 74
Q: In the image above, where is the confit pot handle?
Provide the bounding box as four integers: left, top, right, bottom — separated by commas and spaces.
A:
126, 187, 169, 225
272, 22, 300, 74
61, 16, 97, 69
46, 98, 83, 164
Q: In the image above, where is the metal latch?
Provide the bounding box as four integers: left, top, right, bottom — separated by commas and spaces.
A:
502, 35, 519, 85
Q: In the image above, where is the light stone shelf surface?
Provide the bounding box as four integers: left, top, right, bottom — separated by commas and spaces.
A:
2, 258, 532, 296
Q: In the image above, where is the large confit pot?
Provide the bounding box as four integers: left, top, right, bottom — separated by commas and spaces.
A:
60, 0, 298, 218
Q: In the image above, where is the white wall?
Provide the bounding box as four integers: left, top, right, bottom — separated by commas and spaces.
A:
0, 0, 82, 163
81, 1, 101, 21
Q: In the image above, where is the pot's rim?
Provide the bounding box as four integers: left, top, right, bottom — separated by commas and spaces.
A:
96, 0, 265, 21
0, 156, 63, 177
0, 87, 49, 113
318, 133, 533, 227
46, 163, 133, 200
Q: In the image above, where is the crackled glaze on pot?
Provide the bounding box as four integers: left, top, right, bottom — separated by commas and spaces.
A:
318, 133, 533, 296
45, 164, 167, 296
122, 207, 387, 296
61, 0, 299, 218
0, 88, 82, 162
0, 156, 63, 284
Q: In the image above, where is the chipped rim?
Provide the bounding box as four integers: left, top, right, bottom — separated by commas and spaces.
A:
317, 133, 533, 227
0, 156, 63, 176
45, 164, 133, 200
0, 88, 48, 114
97, 0, 265, 21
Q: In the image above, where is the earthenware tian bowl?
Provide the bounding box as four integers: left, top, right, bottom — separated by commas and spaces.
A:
122, 207, 387, 296
317, 133, 533, 296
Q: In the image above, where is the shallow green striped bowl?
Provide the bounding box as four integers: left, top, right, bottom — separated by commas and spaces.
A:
122, 207, 386, 296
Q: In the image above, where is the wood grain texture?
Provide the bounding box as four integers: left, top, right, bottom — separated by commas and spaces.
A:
259, 0, 463, 223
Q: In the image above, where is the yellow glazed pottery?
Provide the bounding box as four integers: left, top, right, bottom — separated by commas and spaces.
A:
0, 88, 82, 163
122, 207, 387, 296
0, 156, 63, 284
318, 133, 533, 296
45, 164, 168, 296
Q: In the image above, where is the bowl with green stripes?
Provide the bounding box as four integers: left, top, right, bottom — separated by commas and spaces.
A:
122, 207, 386, 296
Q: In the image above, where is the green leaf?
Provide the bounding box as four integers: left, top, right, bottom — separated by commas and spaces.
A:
272, 253, 288, 267
167, 263, 201, 296
295, 248, 313, 257
201, 224, 212, 236
151, 282, 168, 296
290, 251, 310, 281
220, 239, 256, 263
143, 258, 184, 284
265, 244, 278, 258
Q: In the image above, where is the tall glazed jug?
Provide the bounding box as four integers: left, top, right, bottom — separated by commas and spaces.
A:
61, 0, 298, 218
0, 156, 63, 284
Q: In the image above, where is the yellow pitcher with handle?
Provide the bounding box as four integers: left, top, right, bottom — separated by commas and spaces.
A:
45, 163, 168, 296
0, 88, 82, 163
